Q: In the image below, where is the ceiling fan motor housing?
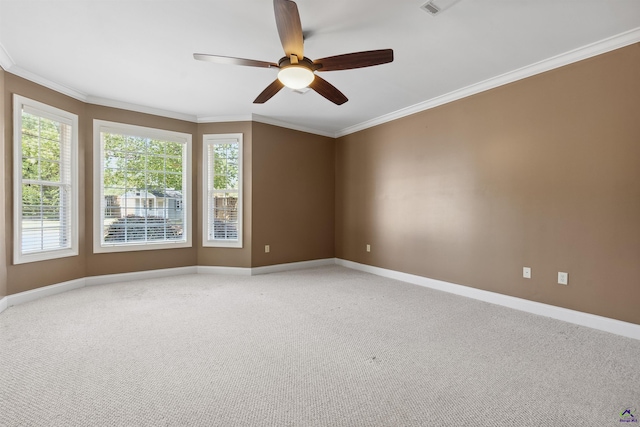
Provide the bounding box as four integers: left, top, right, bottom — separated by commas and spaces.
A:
278, 56, 321, 71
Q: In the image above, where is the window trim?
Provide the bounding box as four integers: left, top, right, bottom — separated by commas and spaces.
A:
93, 120, 193, 253
13, 95, 79, 264
202, 133, 243, 248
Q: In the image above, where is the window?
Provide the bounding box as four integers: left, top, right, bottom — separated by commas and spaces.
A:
94, 120, 192, 253
203, 134, 243, 248
13, 95, 79, 264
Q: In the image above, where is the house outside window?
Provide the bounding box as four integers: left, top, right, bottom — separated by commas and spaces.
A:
93, 120, 192, 252
203, 133, 243, 248
13, 95, 79, 264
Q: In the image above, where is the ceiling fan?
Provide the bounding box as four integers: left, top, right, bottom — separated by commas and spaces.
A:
194, 0, 394, 105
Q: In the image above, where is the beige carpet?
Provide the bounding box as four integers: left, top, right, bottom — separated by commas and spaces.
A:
1, 265, 639, 426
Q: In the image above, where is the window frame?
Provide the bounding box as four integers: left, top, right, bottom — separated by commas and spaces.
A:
93, 120, 193, 253
202, 133, 243, 248
13, 95, 79, 264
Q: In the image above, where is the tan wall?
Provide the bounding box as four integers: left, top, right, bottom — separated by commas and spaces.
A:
336, 44, 640, 325
251, 122, 335, 266
197, 121, 253, 268
84, 104, 198, 277
4, 74, 88, 294
0, 67, 7, 298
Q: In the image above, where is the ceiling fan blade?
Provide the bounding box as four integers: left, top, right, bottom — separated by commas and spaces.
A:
314, 49, 394, 72
254, 79, 285, 104
194, 53, 278, 68
273, 0, 304, 59
309, 75, 348, 105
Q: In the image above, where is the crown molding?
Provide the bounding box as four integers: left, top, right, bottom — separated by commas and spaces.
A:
196, 114, 334, 138
0, 42, 14, 71
251, 114, 336, 138
5, 64, 89, 102
87, 95, 198, 123
335, 26, 640, 138
197, 114, 253, 124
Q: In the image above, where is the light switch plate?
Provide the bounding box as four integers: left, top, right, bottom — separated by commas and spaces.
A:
523, 267, 531, 279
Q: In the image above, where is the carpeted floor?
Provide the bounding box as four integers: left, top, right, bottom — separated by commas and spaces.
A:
1, 265, 639, 426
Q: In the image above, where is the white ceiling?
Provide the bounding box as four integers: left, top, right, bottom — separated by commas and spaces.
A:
1, 0, 639, 137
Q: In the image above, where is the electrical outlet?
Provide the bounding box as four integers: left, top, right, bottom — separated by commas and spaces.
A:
523, 267, 531, 279
265, 245, 270, 253
558, 272, 568, 285
366, 244, 371, 252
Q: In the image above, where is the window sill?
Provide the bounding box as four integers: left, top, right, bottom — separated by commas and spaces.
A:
93, 240, 192, 254
14, 248, 79, 265
203, 240, 243, 249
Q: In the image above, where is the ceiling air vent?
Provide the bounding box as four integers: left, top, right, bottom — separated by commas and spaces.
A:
421, 1, 441, 15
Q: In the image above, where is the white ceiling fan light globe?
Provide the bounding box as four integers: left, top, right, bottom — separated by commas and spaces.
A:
278, 65, 315, 89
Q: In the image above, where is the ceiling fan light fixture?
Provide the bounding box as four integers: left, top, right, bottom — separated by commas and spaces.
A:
277, 65, 315, 89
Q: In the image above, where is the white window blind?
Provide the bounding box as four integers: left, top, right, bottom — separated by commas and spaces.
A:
13, 95, 78, 264
203, 134, 243, 248
94, 120, 192, 253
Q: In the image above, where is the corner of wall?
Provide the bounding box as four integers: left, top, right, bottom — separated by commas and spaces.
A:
0, 66, 7, 298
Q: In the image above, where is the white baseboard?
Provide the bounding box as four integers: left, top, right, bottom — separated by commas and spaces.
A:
1, 261, 335, 311
336, 258, 640, 341
3, 258, 639, 341
197, 258, 337, 276
4, 266, 198, 310
197, 266, 252, 275
86, 266, 198, 287
6, 278, 86, 307
251, 258, 336, 275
